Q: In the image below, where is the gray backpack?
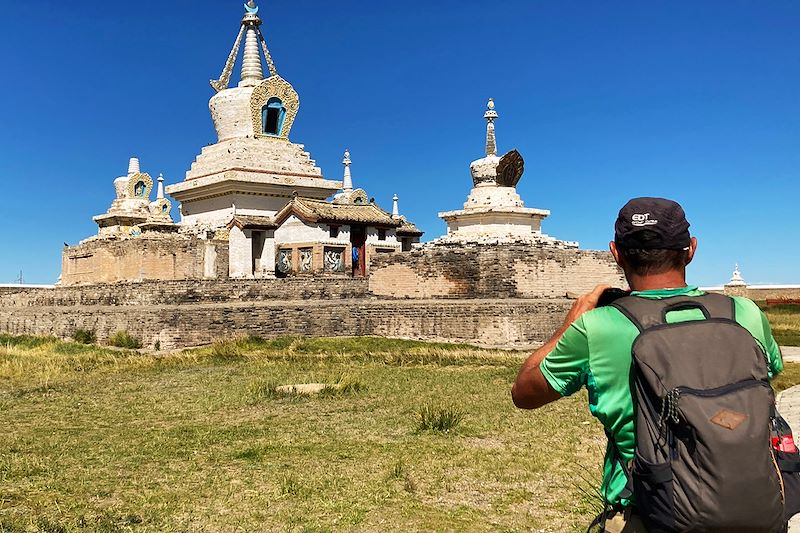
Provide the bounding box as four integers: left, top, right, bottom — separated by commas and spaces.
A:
611, 293, 785, 532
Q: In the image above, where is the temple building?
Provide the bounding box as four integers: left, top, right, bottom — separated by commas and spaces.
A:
436, 99, 576, 248
59, 1, 420, 285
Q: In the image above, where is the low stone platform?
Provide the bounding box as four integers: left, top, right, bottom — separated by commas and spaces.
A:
0, 294, 570, 351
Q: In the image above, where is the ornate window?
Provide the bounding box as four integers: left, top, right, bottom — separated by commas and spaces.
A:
134, 181, 146, 198
261, 97, 286, 136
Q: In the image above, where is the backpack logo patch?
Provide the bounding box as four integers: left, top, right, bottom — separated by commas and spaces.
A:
711, 409, 747, 430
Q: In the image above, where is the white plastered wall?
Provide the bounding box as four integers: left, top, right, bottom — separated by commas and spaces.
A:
182, 194, 291, 228
255, 230, 276, 278
228, 226, 252, 278
203, 242, 218, 279
275, 215, 332, 244
228, 226, 276, 278
365, 227, 400, 246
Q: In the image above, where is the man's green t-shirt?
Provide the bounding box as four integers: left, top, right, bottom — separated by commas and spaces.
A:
539, 286, 783, 506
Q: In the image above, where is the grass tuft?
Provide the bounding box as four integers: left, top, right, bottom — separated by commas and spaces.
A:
415, 403, 465, 434
107, 331, 142, 350
387, 459, 417, 493
210, 335, 266, 359
72, 329, 96, 345
319, 375, 366, 398
279, 474, 304, 497
245, 380, 281, 403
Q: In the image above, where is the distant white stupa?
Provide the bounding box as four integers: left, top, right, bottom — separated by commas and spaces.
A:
435, 99, 575, 247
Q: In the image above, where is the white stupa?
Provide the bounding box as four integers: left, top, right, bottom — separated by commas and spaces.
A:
728, 263, 747, 287
92, 157, 174, 239
436, 99, 576, 247
166, 1, 341, 230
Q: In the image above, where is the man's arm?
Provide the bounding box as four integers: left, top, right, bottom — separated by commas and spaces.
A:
511, 285, 609, 409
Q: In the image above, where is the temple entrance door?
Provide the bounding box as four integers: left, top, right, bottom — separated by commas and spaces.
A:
350, 225, 366, 277
251, 230, 266, 275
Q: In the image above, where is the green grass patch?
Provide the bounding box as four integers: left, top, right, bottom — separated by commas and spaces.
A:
107, 330, 142, 349
416, 403, 466, 434
762, 303, 800, 346
71, 329, 96, 345
773, 362, 800, 393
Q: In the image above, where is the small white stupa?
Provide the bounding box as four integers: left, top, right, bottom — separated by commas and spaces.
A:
92, 157, 174, 238
436, 99, 575, 247
728, 263, 747, 287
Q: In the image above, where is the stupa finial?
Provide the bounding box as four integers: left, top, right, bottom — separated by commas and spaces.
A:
392, 194, 400, 218
127, 157, 140, 176
342, 149, 353, 191
210, 1, 278, 93
484, 98, 498, 156
240, 26, 264, 85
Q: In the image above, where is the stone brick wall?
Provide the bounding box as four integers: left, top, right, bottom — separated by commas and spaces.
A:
3, 242, 630, 350
368, 243, 625, 299
745, 287, 800, 301
0, 296, 568, 350
712, 286, 800, 301
61, 236, 229, 286
0, 278, 370, 307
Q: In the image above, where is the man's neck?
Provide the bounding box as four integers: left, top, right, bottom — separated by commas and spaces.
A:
627, 270, 688, 292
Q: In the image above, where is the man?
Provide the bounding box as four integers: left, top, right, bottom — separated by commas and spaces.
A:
511, 197, 783, 532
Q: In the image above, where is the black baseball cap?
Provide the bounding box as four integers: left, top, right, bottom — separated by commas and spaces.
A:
614, 197, 691, 250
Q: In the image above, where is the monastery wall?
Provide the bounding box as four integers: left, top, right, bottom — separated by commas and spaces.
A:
707, 286, 800, 301
0, 278, 370, 307
744, 287, 800, 301
61, 236, 229, 286
368, 243, 625, 299
0, 291, 568, 351
5, 243, 620, 350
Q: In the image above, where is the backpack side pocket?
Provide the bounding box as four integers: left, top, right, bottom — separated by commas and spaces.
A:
632, 454, 674, 531
777, 450, 800, 522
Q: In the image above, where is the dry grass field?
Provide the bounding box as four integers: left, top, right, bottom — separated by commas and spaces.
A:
0, 336, 608, 532
1, 325, 799, 532
763, 303, 800, 347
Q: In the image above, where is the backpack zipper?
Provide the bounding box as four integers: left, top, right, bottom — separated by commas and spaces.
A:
661, 379, 770, 426
677, 379, 769, 398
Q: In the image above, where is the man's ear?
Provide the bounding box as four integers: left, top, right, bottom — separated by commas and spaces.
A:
686, 236, 698, 265
610, 241, 623, 267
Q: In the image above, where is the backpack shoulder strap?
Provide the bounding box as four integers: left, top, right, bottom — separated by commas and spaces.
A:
611, 292, 735, 332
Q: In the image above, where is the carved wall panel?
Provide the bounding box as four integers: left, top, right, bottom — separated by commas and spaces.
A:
277, 249, 293, 274
324, 247, 345, 273
299, 248, 313, 273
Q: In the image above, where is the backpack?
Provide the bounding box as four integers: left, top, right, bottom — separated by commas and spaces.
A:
609, 293, 785, 532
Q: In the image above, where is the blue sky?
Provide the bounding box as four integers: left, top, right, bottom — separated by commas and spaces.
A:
0, 1, 798, 285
